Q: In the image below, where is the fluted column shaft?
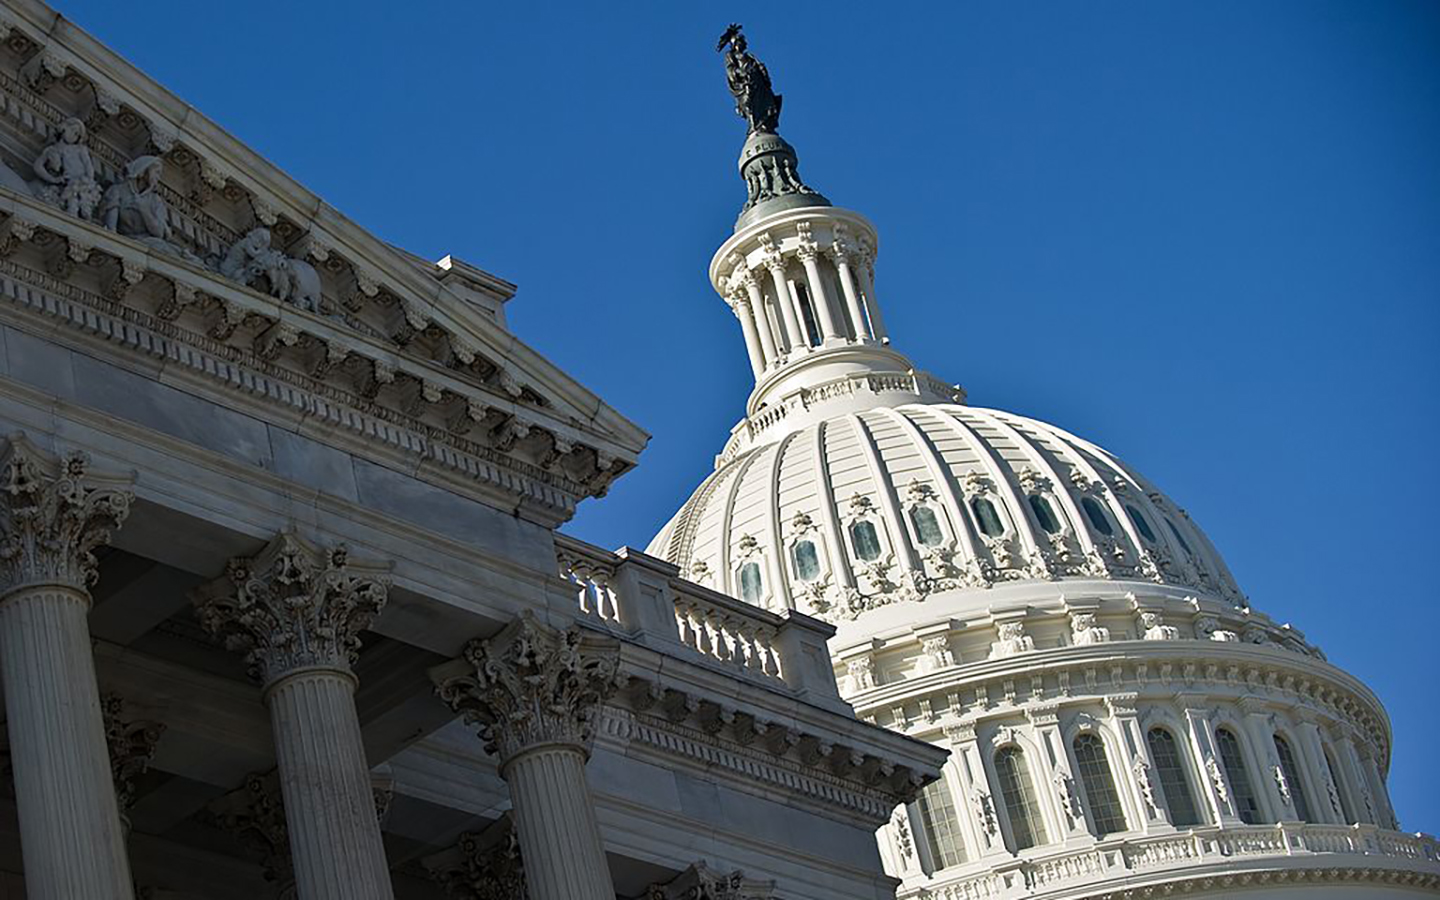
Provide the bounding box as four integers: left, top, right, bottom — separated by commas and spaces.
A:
1181, 705, 1238, 826
743, 279, 777, 368
730, 296, 766, 376
766, 261, 805, 352
0, 584, 134, 899
195, 531, 395, 900
832, 251, 870, 341
504, 743, 613, 900
856, 255, 889, 342
267, 668, 392, 900
798, 251, 841, 340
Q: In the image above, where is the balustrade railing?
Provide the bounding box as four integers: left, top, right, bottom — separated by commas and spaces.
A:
555, 536, 841, 704
902, 824, 1440, 900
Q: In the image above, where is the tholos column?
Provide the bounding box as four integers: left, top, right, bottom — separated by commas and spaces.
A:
742, 275, 779, 366
765, 257, 805, 353
856, 249, 889, 342
195, 531, 395, 900
728, 289, 766, 376
829, 245, 870, 341
0, 437, 136, 900
796, 241, 842, 341
434, 612, 621, 900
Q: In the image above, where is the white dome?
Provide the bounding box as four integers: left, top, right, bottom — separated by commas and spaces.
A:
648, 402, 1245, 622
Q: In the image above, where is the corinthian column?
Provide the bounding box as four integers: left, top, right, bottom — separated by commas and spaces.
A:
433, 613, 620, 900
0, 436, 136, 900
195, 531, 395, 900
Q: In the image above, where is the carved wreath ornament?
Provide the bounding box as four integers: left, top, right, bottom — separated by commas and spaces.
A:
435, 612, 621, 766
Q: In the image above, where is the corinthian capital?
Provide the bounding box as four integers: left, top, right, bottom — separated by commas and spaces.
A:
432, 612, 620, 765
423, 816, 525, 900
194, 530, 391, 687
0, 435, 133, 596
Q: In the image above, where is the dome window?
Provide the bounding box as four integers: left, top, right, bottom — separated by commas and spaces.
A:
738, 562, 764, 605
1215, 728, 1262, 824
1165, 518, 1194, 555
1081, 496, 1113, 536
908, 774, 968, 870
1146, 727, 1202, 827
791, 539, 821, 582
850, 520, 883, 561
1028, 495, 1061, 534
910, 505, 945, 547
1127, 505, 1157, 542
1273, 735, 1313, 822
994, 746, 1047, 851
1072, 734, 1127, 837
971, 497, 1006, 538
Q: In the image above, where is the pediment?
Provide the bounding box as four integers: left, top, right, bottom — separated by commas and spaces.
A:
0, 2, 646, 516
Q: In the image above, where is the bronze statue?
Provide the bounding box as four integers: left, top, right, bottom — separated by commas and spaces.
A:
717, 24, 781, 135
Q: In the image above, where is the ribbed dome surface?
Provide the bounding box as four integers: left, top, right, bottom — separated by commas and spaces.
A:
648, 403, 1243, 621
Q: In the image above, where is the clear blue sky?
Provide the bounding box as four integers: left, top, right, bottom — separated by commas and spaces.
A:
57, 1, 1438, 827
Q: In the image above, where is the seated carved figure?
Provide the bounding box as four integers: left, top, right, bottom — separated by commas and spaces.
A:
33, 117, 101, 219
102, 155, 199, 262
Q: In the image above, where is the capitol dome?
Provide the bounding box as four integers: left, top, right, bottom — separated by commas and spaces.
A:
641, 25, 1437, 899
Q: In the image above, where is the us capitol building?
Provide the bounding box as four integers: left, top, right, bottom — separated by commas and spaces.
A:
0, 4, 1428, 899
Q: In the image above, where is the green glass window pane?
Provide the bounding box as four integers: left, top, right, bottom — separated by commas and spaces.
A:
1127, 504, 1157, 542
739, 562, 764, 605
1146, 728, 1202, 827
851, 520, 882, 561
1216, 728, 1263, 824
1166, 518, 1194, 554
1073, 734, 1128, 836
1273, 735, 1313, 822
972, 497, 1006, 538
995, 747, 1047, 851
792, 539, 821, 581
910, 775, 968, 869
910, 505, 945, 547
1081, 496, 1113, 536
1028, 495, 1061, 534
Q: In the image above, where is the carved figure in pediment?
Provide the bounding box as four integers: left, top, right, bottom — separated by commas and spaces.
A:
222, 227, 322, 312
102, 155, 200, 262
33, 117, 101, 219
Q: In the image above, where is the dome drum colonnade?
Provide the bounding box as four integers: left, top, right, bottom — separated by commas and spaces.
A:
649, 23, 1440, 898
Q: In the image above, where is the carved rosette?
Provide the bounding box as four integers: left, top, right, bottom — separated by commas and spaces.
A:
0, 436, 133, 596
193, 530, 391, 687
434, 612, 621, 766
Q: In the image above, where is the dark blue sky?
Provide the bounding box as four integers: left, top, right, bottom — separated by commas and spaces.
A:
57, 1, 1438, 825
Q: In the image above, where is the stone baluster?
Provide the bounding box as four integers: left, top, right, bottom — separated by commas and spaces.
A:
729, 290, 767, 377
0, 437, 137, 900
796, 239, 841, 341
764, 256, 805, 353
1179, 702, 1239, 826
194, 530, 395, 900
829, 244, 870, 341
738, 271, 779, 370
433, 613, 621, 900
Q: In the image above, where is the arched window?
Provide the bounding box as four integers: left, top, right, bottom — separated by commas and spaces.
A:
738, 562, 764, 605
971, 497, 1006, 538
850, 520, 882, 561
1127, 504, 1158, 542
909, 774, 967, 870
1165, 518, 1194, 554
1080, 496, 1113, 536
1273, 735, 1313, 822
1324, 747, 1357, 824
791, 539, 821, 581
1146, 728, 1202, 827
1028, 494, 1061, 534
1072, 734, 1127, 836
994, 747, 1047, 851
910, 505, 945, 547
1215, 728, 1262, 824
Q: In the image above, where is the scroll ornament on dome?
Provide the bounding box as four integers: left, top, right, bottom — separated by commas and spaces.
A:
193, 530, 392, 687
433, 612, 622, 765
0, 436, 134, 593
